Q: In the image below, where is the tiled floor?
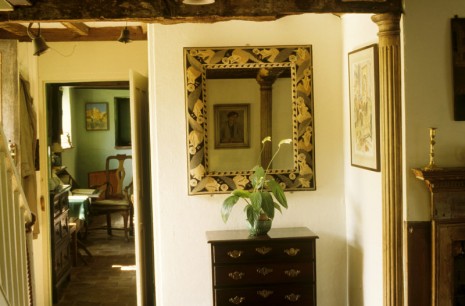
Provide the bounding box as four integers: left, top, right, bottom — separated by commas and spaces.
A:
55, 219, 137, 306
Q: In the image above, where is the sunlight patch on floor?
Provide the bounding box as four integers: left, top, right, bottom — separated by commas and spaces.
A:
112, 264, 137, 271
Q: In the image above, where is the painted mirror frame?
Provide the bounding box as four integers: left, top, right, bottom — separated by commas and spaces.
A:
185, 45, 315, 195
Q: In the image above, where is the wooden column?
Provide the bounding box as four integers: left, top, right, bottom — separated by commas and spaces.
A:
256, 68, 277, 168
371, 13, 403, 306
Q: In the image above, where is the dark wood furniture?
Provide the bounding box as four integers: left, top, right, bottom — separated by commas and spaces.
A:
88, 154, 133, 240
206, 227, 318, 306
54, 166, 79, 189
49, 184, 72, 304
88, 168, 118, 200
412, 167, 465, 306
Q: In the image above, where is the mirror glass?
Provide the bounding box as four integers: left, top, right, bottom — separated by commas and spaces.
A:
185, 46, 315, 194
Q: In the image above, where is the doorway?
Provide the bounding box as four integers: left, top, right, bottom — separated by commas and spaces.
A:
45, 80, 154, 305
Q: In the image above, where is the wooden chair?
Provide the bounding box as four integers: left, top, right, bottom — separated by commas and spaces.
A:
89, 154, 133, 241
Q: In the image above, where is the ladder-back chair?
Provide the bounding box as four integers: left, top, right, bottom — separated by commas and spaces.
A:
89, 154, 133, 241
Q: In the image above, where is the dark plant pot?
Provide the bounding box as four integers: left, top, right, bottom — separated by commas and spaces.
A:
249, 218, 272, 236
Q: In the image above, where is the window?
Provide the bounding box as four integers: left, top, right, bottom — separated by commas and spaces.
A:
115, 97, 131, 148
60, 87, 73, 149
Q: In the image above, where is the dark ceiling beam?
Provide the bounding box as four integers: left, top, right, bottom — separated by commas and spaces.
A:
0, 0, 403, 23
7, 0, 32, 6
6, 0, 32, 5
61, 22, 89, 36
0, 22, 26, 35
0, 26, 146, 42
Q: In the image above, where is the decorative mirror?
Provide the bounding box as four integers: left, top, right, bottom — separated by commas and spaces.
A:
184, 45, 315, 195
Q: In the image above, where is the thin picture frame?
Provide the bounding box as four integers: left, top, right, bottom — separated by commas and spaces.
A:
214, 104, 250, 149
348, 44, 380, 171
85, 102, 109, 131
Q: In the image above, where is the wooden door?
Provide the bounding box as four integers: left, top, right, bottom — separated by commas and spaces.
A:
129, 70, 155, 305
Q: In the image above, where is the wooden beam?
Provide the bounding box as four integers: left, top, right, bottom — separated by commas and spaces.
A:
0, 0, 403, 23
0, 22, 26, 35
0, 26, 146, 42
61, 22, 89, 36
6, 0, 33, 5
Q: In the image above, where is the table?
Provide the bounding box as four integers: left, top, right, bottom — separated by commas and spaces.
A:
68, 195, 93, 265
72, 188, 104, 199
68, 195, 89, 222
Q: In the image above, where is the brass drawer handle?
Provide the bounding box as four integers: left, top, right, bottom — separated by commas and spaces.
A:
285, 293, 301, 302
229, 296, 245, 304
284, 269, 301, 277
257, 289, 274, 298
227, 250, 243, 259
228, 271, 245, 280
256, 267, 273, 276
284, 248, 300, 256
255, 246, 272, 255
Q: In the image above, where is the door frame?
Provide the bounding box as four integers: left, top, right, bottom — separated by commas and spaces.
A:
40, 79, 154, 305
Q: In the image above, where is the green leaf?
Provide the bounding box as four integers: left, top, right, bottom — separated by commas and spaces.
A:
251, 166, 265, 188
250, 191, 262, 212
261, 192, 275, 219
274, 202, 283, 214
246, 205, 255, 227
232, 189, 251, 198
268, 179, 287, 208
221, 195, 239, 223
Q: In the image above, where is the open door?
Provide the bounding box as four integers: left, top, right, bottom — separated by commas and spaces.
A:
130, 70, 155, 305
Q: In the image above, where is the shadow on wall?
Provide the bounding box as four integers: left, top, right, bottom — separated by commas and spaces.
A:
348, 243, 364, 306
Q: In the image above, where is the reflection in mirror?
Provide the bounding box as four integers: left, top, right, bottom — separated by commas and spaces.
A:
185, 46, 315, 194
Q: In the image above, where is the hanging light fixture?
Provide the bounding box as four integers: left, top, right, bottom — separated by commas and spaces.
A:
117, 26, 132, 44
27, 23, 50, 56
183, 0, 215, 5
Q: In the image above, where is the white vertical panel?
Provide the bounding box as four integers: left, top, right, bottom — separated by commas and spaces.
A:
0, 126, 33, 306
0, 153, 9, 301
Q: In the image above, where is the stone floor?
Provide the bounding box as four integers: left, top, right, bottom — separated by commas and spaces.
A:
55, 220, 137, 306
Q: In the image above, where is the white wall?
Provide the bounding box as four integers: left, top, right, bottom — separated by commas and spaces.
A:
149, 14, 347, 306
403, 0, 465, 221
342, 14, 382, 306
32, 41, 147, 306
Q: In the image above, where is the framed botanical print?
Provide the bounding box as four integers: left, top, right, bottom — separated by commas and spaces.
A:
348, 44, 380, 171
85, 102, 109, 131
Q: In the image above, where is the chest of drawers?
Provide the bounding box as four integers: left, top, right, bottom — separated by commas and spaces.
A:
207, 227, 318, 306
50, 185, 72, 303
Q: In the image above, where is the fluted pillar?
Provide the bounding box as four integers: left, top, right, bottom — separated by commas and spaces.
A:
371, 13, 403, 306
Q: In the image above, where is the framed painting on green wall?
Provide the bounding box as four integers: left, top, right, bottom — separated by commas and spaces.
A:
85, 102, 109, 131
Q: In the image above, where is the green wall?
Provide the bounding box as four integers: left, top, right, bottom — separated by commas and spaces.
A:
62, 88, 132, 187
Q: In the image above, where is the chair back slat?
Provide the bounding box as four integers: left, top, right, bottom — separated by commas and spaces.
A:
104, 155, 132, 199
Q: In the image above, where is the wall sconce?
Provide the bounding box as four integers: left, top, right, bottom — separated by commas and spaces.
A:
183, 0, 215, 4
51, 142, 63, 153
27, 23, 50, 56
117, 26, 132, 44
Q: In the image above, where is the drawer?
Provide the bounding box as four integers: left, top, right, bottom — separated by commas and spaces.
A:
214, 262, 314, 287
53, 212, 70, 245
212, 240, 314, 264
52, 191, 70, 217
214, 284, 315, 306
54, 238, 71, 280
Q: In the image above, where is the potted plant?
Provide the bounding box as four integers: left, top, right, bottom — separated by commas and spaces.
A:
221, 137, 292, 235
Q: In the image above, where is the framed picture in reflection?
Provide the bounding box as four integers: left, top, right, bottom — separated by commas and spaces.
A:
214, 104, 250, 149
